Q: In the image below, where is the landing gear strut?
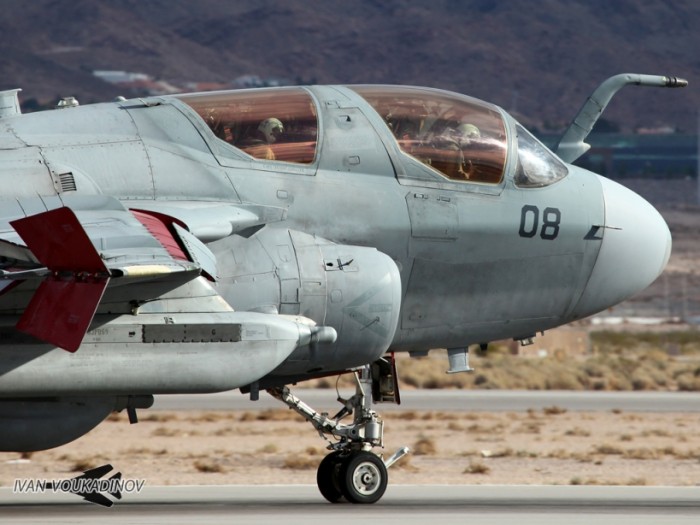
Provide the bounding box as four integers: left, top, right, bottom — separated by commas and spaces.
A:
267, 360, 408, 504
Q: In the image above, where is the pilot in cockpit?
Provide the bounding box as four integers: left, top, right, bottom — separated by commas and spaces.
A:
455, 123, 481, 144
451, 122, 481, 179
431, 122, 481, 180
459, 123, 481, 179
239, 117, 284, 161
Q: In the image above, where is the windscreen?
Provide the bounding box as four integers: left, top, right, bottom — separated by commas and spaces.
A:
514, 125, 568, 187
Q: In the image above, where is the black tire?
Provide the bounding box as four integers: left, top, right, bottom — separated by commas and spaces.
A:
338, 451, 388, 504
316, 451, 345, 503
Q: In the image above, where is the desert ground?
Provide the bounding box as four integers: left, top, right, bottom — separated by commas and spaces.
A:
3, 407, 700, 488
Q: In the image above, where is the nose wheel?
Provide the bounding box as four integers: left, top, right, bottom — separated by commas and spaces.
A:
339, 451, 388, 503
316, 450, 388, 504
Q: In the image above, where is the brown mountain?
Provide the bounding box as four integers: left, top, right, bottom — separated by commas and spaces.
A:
0, 0, 698, 132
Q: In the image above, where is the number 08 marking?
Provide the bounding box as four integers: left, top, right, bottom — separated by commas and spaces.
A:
518, 205, 561, 240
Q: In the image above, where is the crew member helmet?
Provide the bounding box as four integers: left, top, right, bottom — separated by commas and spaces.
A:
258, 118, 284, 143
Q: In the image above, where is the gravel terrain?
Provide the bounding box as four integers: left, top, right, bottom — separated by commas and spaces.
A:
3, 408, 700, 488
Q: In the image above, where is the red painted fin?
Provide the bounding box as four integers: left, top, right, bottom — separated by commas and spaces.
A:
17, 278, 108, 352
10, 207, 110, 352
131, 210, 189, 261
10, 207, 107, 273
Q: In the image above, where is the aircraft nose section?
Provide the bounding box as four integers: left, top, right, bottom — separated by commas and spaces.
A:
571, 176, 671, 319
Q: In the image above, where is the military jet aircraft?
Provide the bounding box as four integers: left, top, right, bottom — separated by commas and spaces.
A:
0, 73, 685, 504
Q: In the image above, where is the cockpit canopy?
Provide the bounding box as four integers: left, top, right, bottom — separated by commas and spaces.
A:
176, 87, 318, 164
176, 84, 568, 188
351, 85, 508, 184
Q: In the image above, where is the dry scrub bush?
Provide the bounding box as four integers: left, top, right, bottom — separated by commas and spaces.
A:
670, 448, 700, 460
543, 406, 567, 415
467, 423, 506, 434
392, 331, 700, 391
513, 422, 542, 434
191, 412, 233, 423
204, 330, 700, 393
464, 461, 490, 474
141, 413, 179, 423
281, 446, 324, 470
283, 455, 317, 470
194, 460, 224, 473
676, 373, 700, 392
640, 428, 672, 438
447, 421, 465, 431
213, 426, 236, 436
390, 454, 418, 471
622, 448, 661, 460
399, 330, 700, 391
547, 450, 594, 462
125, 446, 162, 455
413, 437, 437, 456
482, 448, 517, 458
571, 476, 645, 485
594, 444, 623, 455
565, 427, 591, 437
255, 409, 300, 421
391, 411, 419, 421
151, 427, 180, 437
71, 458, 97, 472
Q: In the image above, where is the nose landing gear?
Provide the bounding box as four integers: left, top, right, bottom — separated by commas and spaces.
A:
267, 359, 408, 504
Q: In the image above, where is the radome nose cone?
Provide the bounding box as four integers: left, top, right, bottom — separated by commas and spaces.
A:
572, 176, 671, 319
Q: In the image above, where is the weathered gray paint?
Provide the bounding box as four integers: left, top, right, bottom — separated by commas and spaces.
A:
0, 76, 678, 451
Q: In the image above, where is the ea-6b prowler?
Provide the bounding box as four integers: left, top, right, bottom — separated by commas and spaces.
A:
0, 73, 685, 503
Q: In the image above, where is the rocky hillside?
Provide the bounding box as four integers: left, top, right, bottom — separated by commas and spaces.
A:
0, 0, 698, 132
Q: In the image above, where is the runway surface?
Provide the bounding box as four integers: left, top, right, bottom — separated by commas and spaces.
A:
153, 389, 700, 413
6, 392, 698, 523
1, 485, 699, 524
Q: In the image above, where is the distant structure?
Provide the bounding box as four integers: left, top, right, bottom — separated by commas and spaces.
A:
92, 70, 291, 97
231, 75, 291, 88
92, 70, 179, 96
93, 71, 150, 84
540, 132, 697, 181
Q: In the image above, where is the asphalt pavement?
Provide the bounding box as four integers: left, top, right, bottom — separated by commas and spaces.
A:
152, 389, 700, 413
2, 485, 699, 525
